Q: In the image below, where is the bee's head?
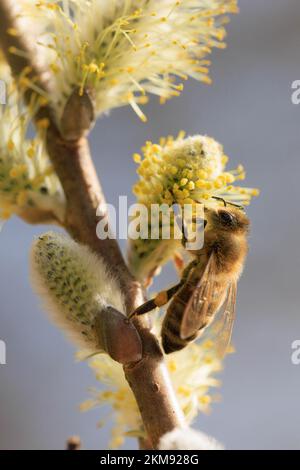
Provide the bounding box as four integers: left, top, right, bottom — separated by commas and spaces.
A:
205, 206, 250, 235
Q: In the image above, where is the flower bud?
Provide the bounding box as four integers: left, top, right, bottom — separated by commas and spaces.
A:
128, 133, 258, 283
31, 232, 142, 363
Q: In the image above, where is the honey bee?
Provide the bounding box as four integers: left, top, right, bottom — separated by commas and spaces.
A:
130, 204, 250, 355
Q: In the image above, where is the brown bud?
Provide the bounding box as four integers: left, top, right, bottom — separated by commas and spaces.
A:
66, 436, 81, 450
61, 88, 95, 140
95, 306, 143, 365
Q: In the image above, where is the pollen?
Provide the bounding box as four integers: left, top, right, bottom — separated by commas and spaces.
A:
36, 118, 50, 129
9, 165, 27, 179
0, 59, 65, 224
132, 133, 259, 211
199, 395, 212, 405
128, 132, 258, 283
26, 0, 238, 124
7, 28, 19, 37
196, 179, 207, 189
17, 191, 29, 207
27, 147, 36, 159
178, 386, 192, 397
197, 169, 208, 179
133, 153, 142, 163
180, 178, 188, 187
168, 360, 177, 372
83, 328, 224, 448
7, 139, 15, 152
155, 291, 169, 307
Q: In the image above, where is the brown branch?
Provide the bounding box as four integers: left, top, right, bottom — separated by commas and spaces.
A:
0, 0, 184, 449
45, 117, 185, 449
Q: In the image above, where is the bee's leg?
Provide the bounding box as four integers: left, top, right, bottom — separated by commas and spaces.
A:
181, 224, 188, 248
129, 282, 184, 319
181, 259, 198, 281
129, 298, 158, 318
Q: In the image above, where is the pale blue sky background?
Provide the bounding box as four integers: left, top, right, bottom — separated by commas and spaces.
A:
0, 0, 300, 449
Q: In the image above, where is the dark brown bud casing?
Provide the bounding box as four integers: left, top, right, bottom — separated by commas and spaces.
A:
95, 306, 143, 365
61, 88, 95, 140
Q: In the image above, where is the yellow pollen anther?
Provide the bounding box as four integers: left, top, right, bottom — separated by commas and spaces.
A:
178, 386, 191, 397
195, 179, 207, 189
155, 291, 169, 307
7, 139, 15, 151
180, 178, 188, 187
17, 191, 28, 207
37, 118, 50, 129
197, 169, 208, 179
251, 189, 260, 196
27, 148, 36, 159
7, 28, 19, 37
168, 360, 177, 372
199, 395, 212, 405
9, 165, 27, 179
133, 153, 142, 163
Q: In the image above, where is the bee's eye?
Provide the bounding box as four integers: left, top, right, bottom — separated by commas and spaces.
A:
218, 210, 236, 226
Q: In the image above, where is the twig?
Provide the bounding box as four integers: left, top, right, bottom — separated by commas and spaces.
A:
0, 0, 184, 449
66, 436, 81, 451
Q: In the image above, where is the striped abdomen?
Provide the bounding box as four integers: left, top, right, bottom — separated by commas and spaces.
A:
161, 274, 201, 354
161, 274, 226, 354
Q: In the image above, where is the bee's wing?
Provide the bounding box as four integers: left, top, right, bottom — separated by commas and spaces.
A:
210, 282, 237, 359
180, 253, 218, 340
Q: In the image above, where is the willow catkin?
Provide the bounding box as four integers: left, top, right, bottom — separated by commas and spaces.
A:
30, 232, 126, 353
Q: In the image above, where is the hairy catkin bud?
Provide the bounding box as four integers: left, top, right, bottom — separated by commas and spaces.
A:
30, 232, 142, 363
159, 427, 224, 451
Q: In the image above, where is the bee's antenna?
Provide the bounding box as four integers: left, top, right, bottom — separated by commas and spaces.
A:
212, 196, 227, 207
212, 196, 244, 211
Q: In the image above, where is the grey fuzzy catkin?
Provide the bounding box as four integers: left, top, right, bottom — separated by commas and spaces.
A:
30, 231, 126, 352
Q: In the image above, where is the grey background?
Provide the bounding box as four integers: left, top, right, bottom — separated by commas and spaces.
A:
0, 0, 300, 450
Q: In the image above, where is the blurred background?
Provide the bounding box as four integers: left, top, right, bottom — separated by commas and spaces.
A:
0, 0, 300, 450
